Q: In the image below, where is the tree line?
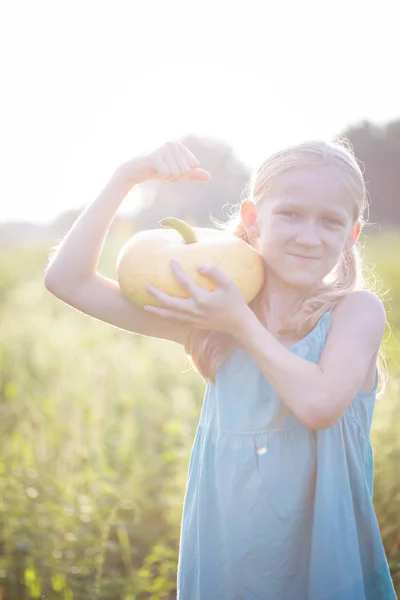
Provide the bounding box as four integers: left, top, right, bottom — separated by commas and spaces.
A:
133, 119, 400, 232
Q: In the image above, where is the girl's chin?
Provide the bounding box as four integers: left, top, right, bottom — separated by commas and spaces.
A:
263, 261, 326, 289
280, 272, 323, 289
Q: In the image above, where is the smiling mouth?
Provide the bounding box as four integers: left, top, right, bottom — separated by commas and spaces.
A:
289, 254, 320, 260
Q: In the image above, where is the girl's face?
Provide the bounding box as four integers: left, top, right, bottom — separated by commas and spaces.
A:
243, 167, 359, 291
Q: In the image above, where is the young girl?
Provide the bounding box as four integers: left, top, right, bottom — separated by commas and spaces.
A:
44, 140, 396, 599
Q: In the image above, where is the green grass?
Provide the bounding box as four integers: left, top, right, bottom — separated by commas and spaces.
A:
0, 231, 399, 599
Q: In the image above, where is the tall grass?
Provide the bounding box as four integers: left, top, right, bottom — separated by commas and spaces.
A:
0, 232, 399, 598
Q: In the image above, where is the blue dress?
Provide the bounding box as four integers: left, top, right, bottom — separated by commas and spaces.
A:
177, 310, 397, 599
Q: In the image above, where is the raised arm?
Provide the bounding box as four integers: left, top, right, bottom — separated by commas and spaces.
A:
44, 141, 210, 344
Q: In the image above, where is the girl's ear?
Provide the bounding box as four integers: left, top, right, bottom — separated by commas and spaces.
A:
240, 200, 260, 238
348, 222, 361, 247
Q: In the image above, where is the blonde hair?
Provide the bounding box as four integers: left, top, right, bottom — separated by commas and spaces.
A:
184, 138, 387, 395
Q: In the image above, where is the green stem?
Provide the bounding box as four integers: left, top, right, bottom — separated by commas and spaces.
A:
159, 217, 198, 244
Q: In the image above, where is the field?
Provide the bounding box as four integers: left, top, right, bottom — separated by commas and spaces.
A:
0, 232, 399, 599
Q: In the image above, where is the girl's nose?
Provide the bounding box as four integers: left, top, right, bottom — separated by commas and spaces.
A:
295, 223, 321, 247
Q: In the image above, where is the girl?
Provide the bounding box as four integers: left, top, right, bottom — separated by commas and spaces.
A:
44, 140, 396, 599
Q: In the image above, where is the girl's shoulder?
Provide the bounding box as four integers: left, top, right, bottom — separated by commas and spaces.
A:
320, 290, 385, 401
328, 290, 386, 365
330, 290, 385, 328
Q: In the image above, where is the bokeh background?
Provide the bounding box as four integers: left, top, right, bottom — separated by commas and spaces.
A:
1, 1, 399, 598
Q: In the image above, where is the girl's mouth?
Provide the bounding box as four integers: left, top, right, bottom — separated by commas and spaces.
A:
289, 254, 320, 262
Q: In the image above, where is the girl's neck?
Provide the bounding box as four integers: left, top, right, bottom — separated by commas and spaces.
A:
258, 276, 322, 338
260, 285, 304, 325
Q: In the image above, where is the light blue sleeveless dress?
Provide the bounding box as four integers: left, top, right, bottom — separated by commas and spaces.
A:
177, 309, 397, 599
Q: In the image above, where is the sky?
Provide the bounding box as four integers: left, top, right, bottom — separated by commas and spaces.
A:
1, 0, 399, 224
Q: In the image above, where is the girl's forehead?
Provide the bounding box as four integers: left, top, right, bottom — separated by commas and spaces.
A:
266, 167, 354, 216
269, 168, 344, 198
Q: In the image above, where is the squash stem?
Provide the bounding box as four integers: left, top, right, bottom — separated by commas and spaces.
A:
159, 217, 198, 244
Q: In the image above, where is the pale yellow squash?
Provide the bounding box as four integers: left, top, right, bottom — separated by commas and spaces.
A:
116, 217, 265, 307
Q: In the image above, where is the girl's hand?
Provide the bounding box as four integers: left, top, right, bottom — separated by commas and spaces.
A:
143, 260, 252, 334
116, 141, 211, 186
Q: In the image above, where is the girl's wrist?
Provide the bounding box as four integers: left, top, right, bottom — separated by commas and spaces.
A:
234, 308, 262, 348
112, 166, 139, 191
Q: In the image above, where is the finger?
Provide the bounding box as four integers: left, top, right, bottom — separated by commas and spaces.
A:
197, 264, 232, 287
169, 145, 192, 181
145, 285, 180, 306
170, 259, 203, 297
151, 154, 170, 179
146, 284, 199, 315
184, 168, 211, 182
176, 142, 200, 169
163, 152, 180, 180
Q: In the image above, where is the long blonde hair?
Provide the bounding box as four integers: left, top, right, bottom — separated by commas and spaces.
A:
184, 138, 387, 393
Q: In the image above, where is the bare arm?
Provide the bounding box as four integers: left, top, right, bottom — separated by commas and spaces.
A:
47, 272, 191, 344
44, 141, 210, 344
234, 290, 386, 430
44, 171, 132, 285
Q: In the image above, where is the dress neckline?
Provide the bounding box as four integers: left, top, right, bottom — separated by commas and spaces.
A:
285, 309, 331, 351
277, 310, 331, 350
234, 309, 332, 356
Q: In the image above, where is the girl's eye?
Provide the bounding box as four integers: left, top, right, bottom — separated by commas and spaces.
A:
323, 217, 343, 226
281, 211, 301, 218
